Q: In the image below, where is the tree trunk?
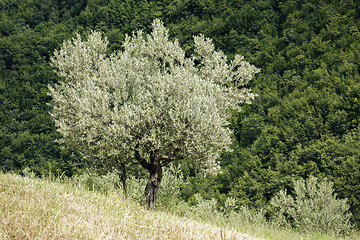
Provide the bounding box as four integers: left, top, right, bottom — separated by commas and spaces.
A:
120, 171, 127, 196
122, 177, 127, 196
120, 162, 127, 196
142, 163, 163, 207
134, 148, 182, 207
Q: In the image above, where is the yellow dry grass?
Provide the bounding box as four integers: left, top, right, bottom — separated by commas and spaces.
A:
0, 173, 264, 240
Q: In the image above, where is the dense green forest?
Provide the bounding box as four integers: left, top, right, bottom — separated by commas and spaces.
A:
1, 0, 360, 228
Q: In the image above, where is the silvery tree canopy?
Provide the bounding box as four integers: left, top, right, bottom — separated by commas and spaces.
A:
48, 19, 259, 205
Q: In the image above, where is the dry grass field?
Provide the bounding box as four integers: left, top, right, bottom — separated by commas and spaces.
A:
0, 173, 266, 240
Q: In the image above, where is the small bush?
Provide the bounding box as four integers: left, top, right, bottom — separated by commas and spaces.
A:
157, 164, 187, 208
221, 198, 267, 229
233, 206, 267, 226
270, 176, 352, 235
22, 167, 36, 179
125, 164, 187, 207
126, 175, 147, 202
178, 193, 268, 230
191, 194, 219, 219
71, 170, 121, 193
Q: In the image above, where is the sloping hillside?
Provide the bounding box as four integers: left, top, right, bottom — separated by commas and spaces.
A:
0, 173, 265, 240
1, 0, 360, 228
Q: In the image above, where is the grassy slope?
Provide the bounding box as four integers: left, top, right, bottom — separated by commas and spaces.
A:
0, 173, 264, 240
1, 173, 358, 240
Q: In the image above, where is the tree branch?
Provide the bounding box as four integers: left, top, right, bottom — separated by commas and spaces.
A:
134, 149, 151, 170
160, 154, 184, 167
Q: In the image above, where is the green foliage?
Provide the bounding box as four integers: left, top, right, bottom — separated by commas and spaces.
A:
0, 0, 78, 176
71, 170, 121, 194
271, 176, 352, 235
177, 0, 360, 229
156, 164, 187, 208
1, 0, 360, 231
126, 175, 147, 203
125, 164, 187, 207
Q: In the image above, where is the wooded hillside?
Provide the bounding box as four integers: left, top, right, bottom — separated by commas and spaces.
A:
1, 0, 359, 227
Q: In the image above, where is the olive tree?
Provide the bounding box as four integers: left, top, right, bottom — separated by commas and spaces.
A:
48, 19, 259, 206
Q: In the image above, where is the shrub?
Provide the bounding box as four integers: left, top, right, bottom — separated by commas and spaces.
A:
270, 176, 352, 235
126, 175, 147, 202
22, 167, 36, 179
71, 170, 121, 193
157, 164, 187, 208
126, 164, 187, 207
